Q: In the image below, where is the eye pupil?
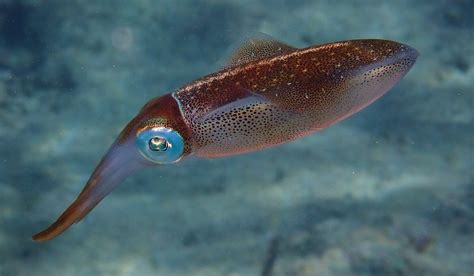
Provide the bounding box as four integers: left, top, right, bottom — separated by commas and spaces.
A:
149, 137, 168, 151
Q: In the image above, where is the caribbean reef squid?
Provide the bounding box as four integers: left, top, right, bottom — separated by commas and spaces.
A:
33, 34, 418, 241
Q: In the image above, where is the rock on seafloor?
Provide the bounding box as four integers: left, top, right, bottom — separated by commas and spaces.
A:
0, 0, 473, 275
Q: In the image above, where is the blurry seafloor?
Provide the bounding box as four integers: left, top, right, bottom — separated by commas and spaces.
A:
0, 0, 473, 275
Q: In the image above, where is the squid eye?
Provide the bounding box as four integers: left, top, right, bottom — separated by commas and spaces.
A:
149, 137, 168, 152
136, 127, 184, 164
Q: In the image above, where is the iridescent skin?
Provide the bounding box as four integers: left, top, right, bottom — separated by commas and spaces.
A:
33, 36, 418, 241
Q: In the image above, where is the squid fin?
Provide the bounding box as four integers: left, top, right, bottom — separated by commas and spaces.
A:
223, 32, 297, 69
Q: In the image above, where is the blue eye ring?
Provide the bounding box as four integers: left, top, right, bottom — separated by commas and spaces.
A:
136, 127, 184, 164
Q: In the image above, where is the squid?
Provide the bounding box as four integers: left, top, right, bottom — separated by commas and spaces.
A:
33, 34, 418, 241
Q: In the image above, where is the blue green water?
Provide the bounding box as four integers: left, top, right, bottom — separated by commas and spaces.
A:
0, 0, 472, 275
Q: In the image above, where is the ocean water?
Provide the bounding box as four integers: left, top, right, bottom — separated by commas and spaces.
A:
0, 0, 472, 275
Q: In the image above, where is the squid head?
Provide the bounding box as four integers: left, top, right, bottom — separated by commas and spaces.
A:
32, 95, 191, 241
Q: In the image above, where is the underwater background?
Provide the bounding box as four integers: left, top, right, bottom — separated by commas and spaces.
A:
0, 0, 472, 275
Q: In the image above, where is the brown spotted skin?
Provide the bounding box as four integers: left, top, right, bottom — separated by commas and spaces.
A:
174, 39, 418, 157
